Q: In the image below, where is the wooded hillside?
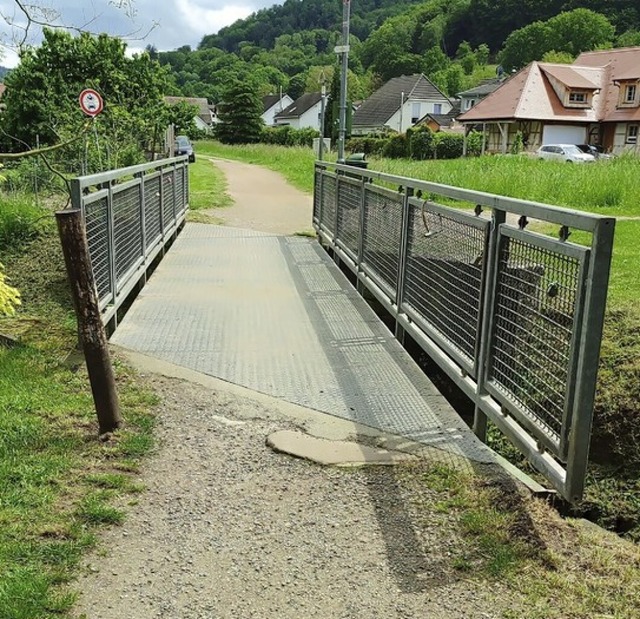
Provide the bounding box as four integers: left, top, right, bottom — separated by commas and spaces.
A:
157, 0, 640, 104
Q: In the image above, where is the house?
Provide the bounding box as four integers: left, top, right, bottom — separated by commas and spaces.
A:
352, 74, 452, 136
262, 93, 294, 126
457, 78, 503, 113
164, 96, 217, 133
458, 47, 640, 155
274, 92, 323, 130
418, 101, 462, 133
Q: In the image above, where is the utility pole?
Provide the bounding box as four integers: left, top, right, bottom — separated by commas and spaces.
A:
336, 0, 351, 162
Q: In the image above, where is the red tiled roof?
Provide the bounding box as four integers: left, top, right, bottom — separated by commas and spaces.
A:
459, 47, 640, 125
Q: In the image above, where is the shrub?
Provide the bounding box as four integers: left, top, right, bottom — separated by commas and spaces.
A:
434, 132, 464, 159
382, 133, 409, 159
466, 130, 484, 157
261, 126, 319, 147
409, 127, 435, 160
346, 137, 389, 156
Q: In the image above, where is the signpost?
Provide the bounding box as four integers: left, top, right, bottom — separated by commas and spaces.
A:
337, 0, 350, 162
79, 88, 104, 118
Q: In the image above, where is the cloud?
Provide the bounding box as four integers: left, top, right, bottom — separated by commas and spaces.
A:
0, 0, 281, 66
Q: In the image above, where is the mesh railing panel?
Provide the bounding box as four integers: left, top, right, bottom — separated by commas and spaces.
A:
85, 196, 112, 302
404, 202, 487, 367
488, 234, 581, 445
144, 176, 162, 246
162, 171, 176, 229
313, 170, 322, 223
361, 188, 403, 297
113, 185, 142, 282
320, 173, 336, 234
336, 179, 361, 259
175, 168, 186, 215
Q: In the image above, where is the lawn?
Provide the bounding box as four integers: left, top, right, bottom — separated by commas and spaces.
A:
0, 197, 158, 619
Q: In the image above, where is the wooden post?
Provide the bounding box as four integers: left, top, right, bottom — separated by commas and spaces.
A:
56, 209, 122, 435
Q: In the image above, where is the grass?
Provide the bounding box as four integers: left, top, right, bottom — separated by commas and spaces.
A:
0, 196, 159, 618
187, 157, 233, 211
369, 154, 640, 217
406, 462, 640, 618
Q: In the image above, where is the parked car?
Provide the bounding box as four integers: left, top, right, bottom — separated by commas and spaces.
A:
175, 135, 195, 163
536, 144, 595, 163
576, 144, 612, 160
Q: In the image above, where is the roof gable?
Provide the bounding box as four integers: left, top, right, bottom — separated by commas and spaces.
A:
353, 74, 449, 127
275, 92, 322, 119
263, 94, 292, 113
458, 62, 603, 123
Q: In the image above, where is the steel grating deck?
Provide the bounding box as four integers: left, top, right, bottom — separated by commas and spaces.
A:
111, 223, 493, 462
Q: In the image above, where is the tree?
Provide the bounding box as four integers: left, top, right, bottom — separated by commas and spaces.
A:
215, 79, 264, 144
1, 29, 172, 169
546, 9, 615, 57
500, 9, 615, 71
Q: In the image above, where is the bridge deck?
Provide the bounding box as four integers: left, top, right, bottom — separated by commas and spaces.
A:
111, 223, 492, 463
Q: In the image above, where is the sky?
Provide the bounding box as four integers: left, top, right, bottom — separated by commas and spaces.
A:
0, 0, 279, 67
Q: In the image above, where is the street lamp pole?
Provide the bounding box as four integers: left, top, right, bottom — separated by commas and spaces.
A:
337, 0, 351, 162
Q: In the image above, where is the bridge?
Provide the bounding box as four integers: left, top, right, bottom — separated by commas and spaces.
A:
69, 156, 615, 501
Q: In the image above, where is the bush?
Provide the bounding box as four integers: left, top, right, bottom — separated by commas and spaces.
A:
434, 132, 464, 159
409, 127, 435, 160
466, 130, 484, 157
382, 134, 409, 159
261, 126, 319, 147
346, 137, 389, 156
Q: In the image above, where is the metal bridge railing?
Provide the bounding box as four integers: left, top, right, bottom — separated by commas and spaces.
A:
71, 156, 189, 329
314, 161, 615, 502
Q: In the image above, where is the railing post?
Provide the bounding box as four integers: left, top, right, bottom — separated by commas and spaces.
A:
473, 208, 506, 442
394, 186, 413, 343
315, 164, 324, 228
565, 217, 615, 501
172, 162, 178, 231
107, 181, 118, 328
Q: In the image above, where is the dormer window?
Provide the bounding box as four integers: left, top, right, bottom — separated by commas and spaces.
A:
625, 84, 637, 104
618, 82, 639, 107
569, 91, 587, 103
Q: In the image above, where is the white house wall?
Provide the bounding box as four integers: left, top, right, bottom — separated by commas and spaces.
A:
298, 104, 322, 131
386, 98, 452, 133
262, 96, 294, 126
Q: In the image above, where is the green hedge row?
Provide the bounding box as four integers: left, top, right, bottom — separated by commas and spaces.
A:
346, 127, 484, 160
260, 125, 320, 147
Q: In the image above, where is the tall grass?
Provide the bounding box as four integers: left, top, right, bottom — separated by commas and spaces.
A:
0, 194, 49, 251
370, 155, 640, 216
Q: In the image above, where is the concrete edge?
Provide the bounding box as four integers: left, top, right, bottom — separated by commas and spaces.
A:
113, 346, 551, 494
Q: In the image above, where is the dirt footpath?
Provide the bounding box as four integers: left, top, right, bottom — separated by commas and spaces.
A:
206, 158, 313, 235
72, 360, 518, 619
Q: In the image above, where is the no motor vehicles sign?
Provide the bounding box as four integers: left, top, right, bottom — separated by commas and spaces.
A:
79, 88, 104, 117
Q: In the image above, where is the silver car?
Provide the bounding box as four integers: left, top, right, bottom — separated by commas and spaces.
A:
536, 144, 595, 163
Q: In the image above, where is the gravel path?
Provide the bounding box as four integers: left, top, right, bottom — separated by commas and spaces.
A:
205, 158, 313, 235
72, 373, 518, 619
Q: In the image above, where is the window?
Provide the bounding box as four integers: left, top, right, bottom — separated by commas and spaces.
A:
568, 91, 587, 103
626, 124, 638, 144
433, 103, 442, 115
625, 85, 637, 104
411, 102, 421, 124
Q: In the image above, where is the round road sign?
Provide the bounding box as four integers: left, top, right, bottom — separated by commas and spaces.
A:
79, 88, 104, 117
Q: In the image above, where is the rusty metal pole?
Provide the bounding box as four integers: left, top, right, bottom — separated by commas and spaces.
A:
56, 208, 122, 435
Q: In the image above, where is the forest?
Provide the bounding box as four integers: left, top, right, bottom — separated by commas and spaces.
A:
156, 0, 640, 103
